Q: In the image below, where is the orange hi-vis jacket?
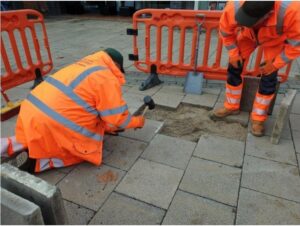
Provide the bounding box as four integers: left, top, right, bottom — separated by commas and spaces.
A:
15, 51, 142, 172
219, 1, 300, 69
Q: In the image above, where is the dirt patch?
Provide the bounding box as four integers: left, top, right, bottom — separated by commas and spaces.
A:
97, 170, 118, 183
145, 104, 247, 142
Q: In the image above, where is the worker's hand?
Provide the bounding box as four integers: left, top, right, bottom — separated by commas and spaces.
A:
135, 116, 145, 129
229, 55, 243, 69
260, 60, 277, 76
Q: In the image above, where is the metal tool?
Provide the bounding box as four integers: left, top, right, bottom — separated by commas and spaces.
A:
142, 95, 155, 116
184, 14, 205, 95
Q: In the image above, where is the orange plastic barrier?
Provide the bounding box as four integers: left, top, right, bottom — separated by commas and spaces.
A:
129, 9, 291, 83
1, 9, 53, 91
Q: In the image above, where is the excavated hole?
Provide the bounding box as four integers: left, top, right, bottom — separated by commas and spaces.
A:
144, 104, 247, 142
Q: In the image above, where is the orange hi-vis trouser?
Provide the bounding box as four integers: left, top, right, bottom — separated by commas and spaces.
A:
224, 37, 280, 122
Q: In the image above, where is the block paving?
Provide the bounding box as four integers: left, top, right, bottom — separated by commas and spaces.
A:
1, 16, 300, 224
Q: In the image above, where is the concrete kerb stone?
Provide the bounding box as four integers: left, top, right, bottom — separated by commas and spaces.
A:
1, 163, 68, 224
1, 188, 44, 225
271, 89, 297, 144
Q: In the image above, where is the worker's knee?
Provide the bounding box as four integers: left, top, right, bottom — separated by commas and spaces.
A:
258, 71, 278, 95
227, 63, 243, 86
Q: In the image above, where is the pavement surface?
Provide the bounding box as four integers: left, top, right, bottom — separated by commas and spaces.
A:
1, 15, 300, 225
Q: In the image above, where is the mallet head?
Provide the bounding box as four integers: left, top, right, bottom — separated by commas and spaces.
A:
143, 95, 155, 110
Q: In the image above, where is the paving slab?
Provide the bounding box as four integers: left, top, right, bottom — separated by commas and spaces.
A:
152, 92, 184, 109
213, 102, 250, 127
202, 87, 221, 95
103, 136, 147, 171
263, 116, 292, 140
141, 134, 196, 170
89, 192, 165, 225
246, 133, 297, 165
116, 158, 184, 209
292, 130, 300, 154
194, 134, 244, 168
36, 169, 67, 185
126, 84, 162, 96
270, 89, 297, 144
64, 200, 95, 225
182, 93, 218, 109
121, 119, 164, 142
1, 163, 68, 224
179, 157, 241, 206
1, 188, 44, 225
290, 114, 300, 132
242, 155, 300, 203
236, 188, 300, 224
58, 163, 125, 211
123, 92, 145, 114
159, 85, 185, 94
162, 190, 235, 225
291, 93, 300, 114
1, 116, 17, 137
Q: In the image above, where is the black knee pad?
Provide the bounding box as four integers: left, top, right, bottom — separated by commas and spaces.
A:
258, 71, 278, 95
227, 63, 243, 86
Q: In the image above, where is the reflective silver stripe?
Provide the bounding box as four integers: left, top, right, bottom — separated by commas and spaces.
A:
225, 43, 238, 51
255, 96, 272, 105
280, 51, 291, 63
119, 114, 132, 129
287, 39, 300, 47
27, 94, 103, 141
39, 159, 50, 171
233, 1, 240, 14
276, 1, 291, 35
45, 77, 98, 116
1, 138, 9, 157
252, 108, 267, 116
226, 88, 242, 95
52, 158, 64, 168
11, 136, 24, 153
99, 104, 128, 117
226, 96, 240, 104
69, 66, 105, 89
220, 30, 230, 37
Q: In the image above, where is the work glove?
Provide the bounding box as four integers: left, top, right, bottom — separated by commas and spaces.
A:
229, 55, 243, 69
134, 116, 145, 129
259, 60, 277, 76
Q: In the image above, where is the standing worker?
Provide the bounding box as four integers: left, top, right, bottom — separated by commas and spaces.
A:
212, 1, 300, 136
1, 48, 145, 172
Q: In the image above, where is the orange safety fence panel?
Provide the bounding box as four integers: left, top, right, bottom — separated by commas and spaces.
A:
129, 9, 291, 83
1, 9, 53, 91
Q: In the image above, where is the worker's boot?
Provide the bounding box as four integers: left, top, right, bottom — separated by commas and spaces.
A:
210, 107, 240, 120
251, 120, 265, 137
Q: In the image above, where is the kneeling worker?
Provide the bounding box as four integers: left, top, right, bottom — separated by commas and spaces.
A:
1, 48, 145, 172
212, 1, 300, 136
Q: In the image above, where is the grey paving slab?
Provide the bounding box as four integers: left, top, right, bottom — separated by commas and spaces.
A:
64, 200, 95, 225
121, 119, 164, 142
246, 133, 297, 165
158, 85, 185, 94
89, 192, 165, 225
152, 92, 184, 109
194, 134, 244, 168
116, 159, 184, 209
162, 190, 235, 225
179, 157, 241, 206
103, 136, 147, 171
294, 131, 300, 154
236, 188, 300, 224
141, 134, 196, 170
123, 92, 145, 114
182, 93, 218, 109
36, 169, 67, 185
213, 102, 250, 127
264, 116, 292, 140
1, 117, 17, 137
126, 84, 162, 96
291, 93, 300, 114
290, 114, 300, 132
58, 163, 125, 211
202, 87, 221, 95
242, 155, 300, 203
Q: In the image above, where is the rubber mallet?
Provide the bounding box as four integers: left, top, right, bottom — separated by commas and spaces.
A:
142, 96, 155, 116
